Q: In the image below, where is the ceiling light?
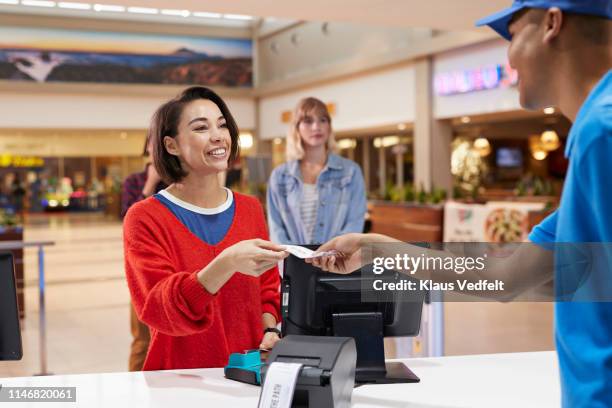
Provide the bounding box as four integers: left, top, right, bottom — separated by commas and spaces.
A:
540, 130, 560, 151
127, 6, 158, 14
0, 0, 19, 5
239, 133, 254, 149
337, 139, 357, 150
397, 123, 407, 131
273, 138, 283, 145
529, 134, 551, 160
193, 11, 222, 18
161, 9, 190, 17
93, 3, 125, 12
223, 13, 253, 20
543, 107, 555, 115
21, 0, 56, 7
532, 150, 548, 161
473, 137, 491, 157
460, 116, 471, 124
58, 1, 91, 9
374, 136, 400, 148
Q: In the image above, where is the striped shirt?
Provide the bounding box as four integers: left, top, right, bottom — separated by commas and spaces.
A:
300, 183, 319, 244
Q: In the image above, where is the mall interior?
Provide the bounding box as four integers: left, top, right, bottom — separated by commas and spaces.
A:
0, 0, 576, 405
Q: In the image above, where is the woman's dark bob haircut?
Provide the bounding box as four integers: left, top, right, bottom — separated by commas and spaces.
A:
150, 86, 240, 184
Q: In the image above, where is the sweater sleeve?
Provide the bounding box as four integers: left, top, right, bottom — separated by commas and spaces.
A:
252, 197, 281, 323
124, 204, 217, 336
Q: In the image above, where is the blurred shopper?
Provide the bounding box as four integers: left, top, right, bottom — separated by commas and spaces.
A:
10, 175, 26, 213
123, 87, 287, 370
312, 2, 612, 406
224, 158, 242, 189
267, 97, 366, 245
121, 136, 166, 371
121, 137, 166, 218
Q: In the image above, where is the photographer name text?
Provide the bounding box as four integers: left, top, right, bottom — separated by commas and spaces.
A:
373, 279, 505, 292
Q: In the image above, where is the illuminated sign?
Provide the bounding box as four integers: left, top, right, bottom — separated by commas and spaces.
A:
0, 154, 44, 168
434, 63, 518, 96
280, 102, 337, 124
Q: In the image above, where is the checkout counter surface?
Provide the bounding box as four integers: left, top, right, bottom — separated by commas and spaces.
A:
0, 351, 559, 407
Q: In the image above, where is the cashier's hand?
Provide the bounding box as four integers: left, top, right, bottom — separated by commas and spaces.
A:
306, 233, 365, 274
223, 239, 288, 277
259, 331, 281, 350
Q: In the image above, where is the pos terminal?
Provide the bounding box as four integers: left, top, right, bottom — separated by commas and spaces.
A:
281, 248, 425, 384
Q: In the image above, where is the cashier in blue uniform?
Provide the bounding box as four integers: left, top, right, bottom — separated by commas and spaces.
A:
311, 1, 612, 407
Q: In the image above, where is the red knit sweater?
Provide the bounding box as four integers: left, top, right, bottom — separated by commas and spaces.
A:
123, 192, 280, 370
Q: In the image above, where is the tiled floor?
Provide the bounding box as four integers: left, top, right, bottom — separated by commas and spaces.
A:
0, 213, 554, 378
1, 213, 131, 378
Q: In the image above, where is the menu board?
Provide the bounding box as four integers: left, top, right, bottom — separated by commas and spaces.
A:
444, 201, 545, 242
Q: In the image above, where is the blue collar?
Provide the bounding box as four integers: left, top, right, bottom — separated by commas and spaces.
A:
564, 70, 612, 159
285, 153, 343, 178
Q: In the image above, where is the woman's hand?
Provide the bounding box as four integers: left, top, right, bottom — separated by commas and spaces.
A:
198, 239, 287, 295
259, 331, 281, 350
306, 233, 366, 274
223, 239, 288, 277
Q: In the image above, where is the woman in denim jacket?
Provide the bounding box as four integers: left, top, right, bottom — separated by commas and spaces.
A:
267, 97, 366, 245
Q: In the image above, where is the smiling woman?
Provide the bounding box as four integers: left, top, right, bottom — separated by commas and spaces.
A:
150, 87, 241, 184
123, 86, 288, 371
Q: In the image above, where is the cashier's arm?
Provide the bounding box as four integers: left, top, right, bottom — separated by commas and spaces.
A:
308, 233, 554, 301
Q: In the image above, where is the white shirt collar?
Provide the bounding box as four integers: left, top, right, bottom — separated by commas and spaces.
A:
158, 188, 233, 215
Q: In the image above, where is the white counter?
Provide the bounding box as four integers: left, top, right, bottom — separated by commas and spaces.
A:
0, 351, 560, 407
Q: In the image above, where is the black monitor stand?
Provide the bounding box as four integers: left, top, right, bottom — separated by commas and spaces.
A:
332, 312, 420, 384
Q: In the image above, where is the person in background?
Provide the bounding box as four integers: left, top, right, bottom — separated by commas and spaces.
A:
267, 97, 366, 245
224, 157, 242, 189
123, 86, 287, 370
121, 135, 167, 371
121, 136, 166, 219
10, 175, 26, 214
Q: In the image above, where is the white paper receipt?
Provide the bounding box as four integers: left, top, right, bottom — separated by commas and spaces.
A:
283, 245, 340, 259
258, 362, 303, 408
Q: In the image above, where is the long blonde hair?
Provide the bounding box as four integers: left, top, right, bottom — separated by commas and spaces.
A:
286, 97, 337, 161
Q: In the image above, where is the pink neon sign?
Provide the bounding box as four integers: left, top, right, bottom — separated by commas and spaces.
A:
434, 63, 518, 96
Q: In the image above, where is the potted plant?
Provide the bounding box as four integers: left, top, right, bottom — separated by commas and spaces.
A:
369, 183, 446, 242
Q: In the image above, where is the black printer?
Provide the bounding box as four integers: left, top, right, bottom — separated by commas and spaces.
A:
261, 335, 357, 408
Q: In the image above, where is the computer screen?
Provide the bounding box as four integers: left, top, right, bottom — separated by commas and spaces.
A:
0, 252, 23, 360
496, 147, 523, 168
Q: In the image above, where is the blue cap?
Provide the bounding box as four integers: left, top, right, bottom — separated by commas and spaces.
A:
476, 0, 612, 41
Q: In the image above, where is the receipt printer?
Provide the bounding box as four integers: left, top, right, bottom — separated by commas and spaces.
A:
261, 335, 356, 408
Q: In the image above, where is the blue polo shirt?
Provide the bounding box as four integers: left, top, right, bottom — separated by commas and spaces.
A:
529, 70, 612, 407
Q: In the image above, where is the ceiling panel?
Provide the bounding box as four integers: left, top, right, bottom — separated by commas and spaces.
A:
1, 0, 510, 31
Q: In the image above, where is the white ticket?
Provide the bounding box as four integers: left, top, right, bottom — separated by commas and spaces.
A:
258, 362, 303, 408
282, 245, 340, 259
